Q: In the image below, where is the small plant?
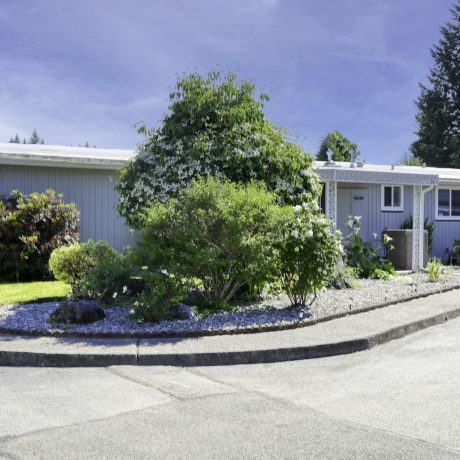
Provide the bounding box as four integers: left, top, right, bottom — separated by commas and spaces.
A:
427, 257, 443, 282
344, 217, 396, 279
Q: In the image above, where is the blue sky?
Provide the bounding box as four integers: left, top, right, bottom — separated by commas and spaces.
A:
0, 0, 454, 163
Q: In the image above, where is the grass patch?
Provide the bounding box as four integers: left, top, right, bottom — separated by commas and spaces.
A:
0, 281, 70, 306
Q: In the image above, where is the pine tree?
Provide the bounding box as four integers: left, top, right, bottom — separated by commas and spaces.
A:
8, 134, 20, 143
411, 2, 460, 167
29, 129, 41, 144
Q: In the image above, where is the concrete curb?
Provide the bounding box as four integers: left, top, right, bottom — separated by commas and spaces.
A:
1, 304, 459, 367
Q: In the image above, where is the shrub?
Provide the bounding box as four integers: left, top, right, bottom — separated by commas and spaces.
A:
344, 217, 395, 279
0, 190, 79, 281
135, 177, 287, 313
81, 248, 133, 301
130, 269, 186, 323
49, 240, 132, 300
116, 71, 320, 228
427, 257, 443, 282
276, 203, 343, 306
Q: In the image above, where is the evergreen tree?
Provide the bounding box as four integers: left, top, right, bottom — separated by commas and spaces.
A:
317, 131, 359, 162
411, 2, 460, 167
29, 129, 44, 144
8, 134, 20, 143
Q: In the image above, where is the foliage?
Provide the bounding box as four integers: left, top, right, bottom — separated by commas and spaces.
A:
344, 217, 396, 279
411, 2, 460, 167
275, 203, 343, 306
116, 71, 320, 228
400, 215, 435, 253
81, 248, 133, 302
317, 131, 360, 162
427, 257, 443, 282
8, 129, 44, 144
130, 269, 186, 323
135, 177, 286, 311
0, 281, 70, 306
399, 152, 424, 166
0, 190, 79, 282
49, 240, 132, 301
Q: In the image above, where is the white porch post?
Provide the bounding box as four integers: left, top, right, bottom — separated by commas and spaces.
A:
326, 180, 337, 230
412, 185, 423, 271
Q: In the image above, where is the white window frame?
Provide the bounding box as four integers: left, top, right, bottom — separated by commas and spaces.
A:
381, 185, 404, 211
435, 187, 460, 220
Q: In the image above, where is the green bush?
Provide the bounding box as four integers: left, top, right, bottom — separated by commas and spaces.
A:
344, 217, 395, 279
135, 177, 287, 315
0, 190, 79, 281
49, 240, 132, 300
130, 269, 186, 323
116, 71, 320, 228
276, 203, 343, 306
81, 248, 133, 301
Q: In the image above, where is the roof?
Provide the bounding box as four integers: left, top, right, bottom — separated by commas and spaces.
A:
1, 143, 460, 185
314, 161, 460, 186
0, 143, 135, 170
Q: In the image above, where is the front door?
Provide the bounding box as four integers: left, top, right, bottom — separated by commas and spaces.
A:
336, 188, 369, 241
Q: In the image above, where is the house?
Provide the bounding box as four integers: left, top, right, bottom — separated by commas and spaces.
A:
1, 143, 460, 270
0, 143, 135, 251
314, 159, 460, 270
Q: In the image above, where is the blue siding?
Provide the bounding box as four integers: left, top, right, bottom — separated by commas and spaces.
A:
425, 189, 460, 261
0, 164, 135, 251
337, 183, 460, 261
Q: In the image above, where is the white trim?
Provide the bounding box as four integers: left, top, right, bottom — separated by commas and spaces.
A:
435, 186, 460, 220
381, 184, 404, 211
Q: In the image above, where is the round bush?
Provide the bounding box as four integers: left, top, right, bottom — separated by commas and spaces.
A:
116, 72, 320, 228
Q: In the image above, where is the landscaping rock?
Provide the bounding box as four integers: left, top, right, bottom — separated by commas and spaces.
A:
50, 301, 105, 325
331, 277, 351, 290
177, 304, 197, 320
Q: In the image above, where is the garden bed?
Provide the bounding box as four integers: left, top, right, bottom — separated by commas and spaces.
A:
1, 269, 460, 338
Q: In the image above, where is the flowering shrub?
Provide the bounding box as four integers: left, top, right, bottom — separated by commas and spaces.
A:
276, 203, 343, 306
116, 72, 320, 228
135, 177, 287, 312
344, 217, 395, 279
0, 190, 79, 281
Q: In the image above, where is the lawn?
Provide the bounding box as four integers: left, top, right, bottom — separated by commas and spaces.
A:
0, 281, 70, 306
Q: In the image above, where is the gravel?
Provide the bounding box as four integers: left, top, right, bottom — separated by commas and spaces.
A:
1, 269, 460, 338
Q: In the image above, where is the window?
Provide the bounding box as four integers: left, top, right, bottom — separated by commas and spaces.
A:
381, 185, 403, 211
436, 188, 460, 219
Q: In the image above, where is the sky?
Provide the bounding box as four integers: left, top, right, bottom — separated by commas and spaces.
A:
0, 0, 455, 164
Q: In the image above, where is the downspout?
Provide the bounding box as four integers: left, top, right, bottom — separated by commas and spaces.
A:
419, 185, 434, 270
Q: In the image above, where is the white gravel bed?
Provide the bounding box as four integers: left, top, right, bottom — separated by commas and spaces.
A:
1, 269, 460, 337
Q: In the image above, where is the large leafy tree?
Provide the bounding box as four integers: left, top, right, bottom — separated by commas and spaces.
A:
117, 71, 320, 228
316, 131, 359, 162
411, 2, 460, 167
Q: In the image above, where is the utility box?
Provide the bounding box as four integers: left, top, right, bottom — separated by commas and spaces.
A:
383, 229, 428, 271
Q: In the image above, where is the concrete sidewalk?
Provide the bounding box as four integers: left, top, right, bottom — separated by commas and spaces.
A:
1, 290, 459, 367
